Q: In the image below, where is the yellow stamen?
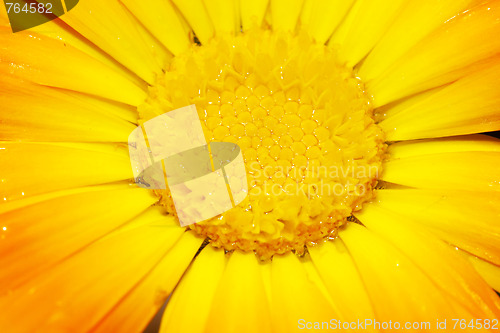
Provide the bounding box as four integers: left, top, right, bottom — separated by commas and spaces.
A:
139, 29, 386, 260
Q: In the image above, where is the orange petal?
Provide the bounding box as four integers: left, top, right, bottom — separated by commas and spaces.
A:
0, 205, 184, 333
0, 185, 157, 294
0, 74, 136, 142
92, 231, 203, 333
1, 6, 147, 88
0, 142, 133, 201
0, 27, 146, 106
0, 183, 128, 215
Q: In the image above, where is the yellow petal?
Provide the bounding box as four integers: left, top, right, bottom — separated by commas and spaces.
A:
269, 253, 341, 333
328, 0, 406, 67
0, 28, 146, 106
381, 59, 500, 140
93, 231, 203, 333
461, 250, 500, 293
355, 204, 500, 318
301, 0, 355, 44
0, 205, 182, 333
372, 84, 447, 123
121, 0, 190, 55
126, 7, 173, 69
205, 251, 272, 333
0, 142, 133, 201
308, 240, 377, 323
387, 134, 500, 159
171, 0, 215, 45
298, 0, 313, 27
0, 74, 136, 142
160, 246, 226, 333
0, 74, 138, 122
340, 223, 461, 321
271, 0, 303, 32
0, 190, 157, 294
0, 184, 131, 215
382, 137, 500, 191
60, 0, 165, 84
0, 6, 147, 88
240, 0, 269, 31
324, 0, 362, 55
234, 0, 242, 32
372, 189, 500, 266
204, 0, 236, 35
359, 0, 482, 81
0, 5, 8, 26
383, 151, 500, 191
365, 1, 500, 106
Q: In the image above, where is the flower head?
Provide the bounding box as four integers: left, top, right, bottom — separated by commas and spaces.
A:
0, 1, 499, 332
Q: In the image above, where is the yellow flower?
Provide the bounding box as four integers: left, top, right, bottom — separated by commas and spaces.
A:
1, 0, 500, 333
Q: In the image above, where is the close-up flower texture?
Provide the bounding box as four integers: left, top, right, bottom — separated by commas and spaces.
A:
1, 0, 500, 332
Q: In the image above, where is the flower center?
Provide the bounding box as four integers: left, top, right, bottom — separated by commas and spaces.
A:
139, 29, 386, 260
